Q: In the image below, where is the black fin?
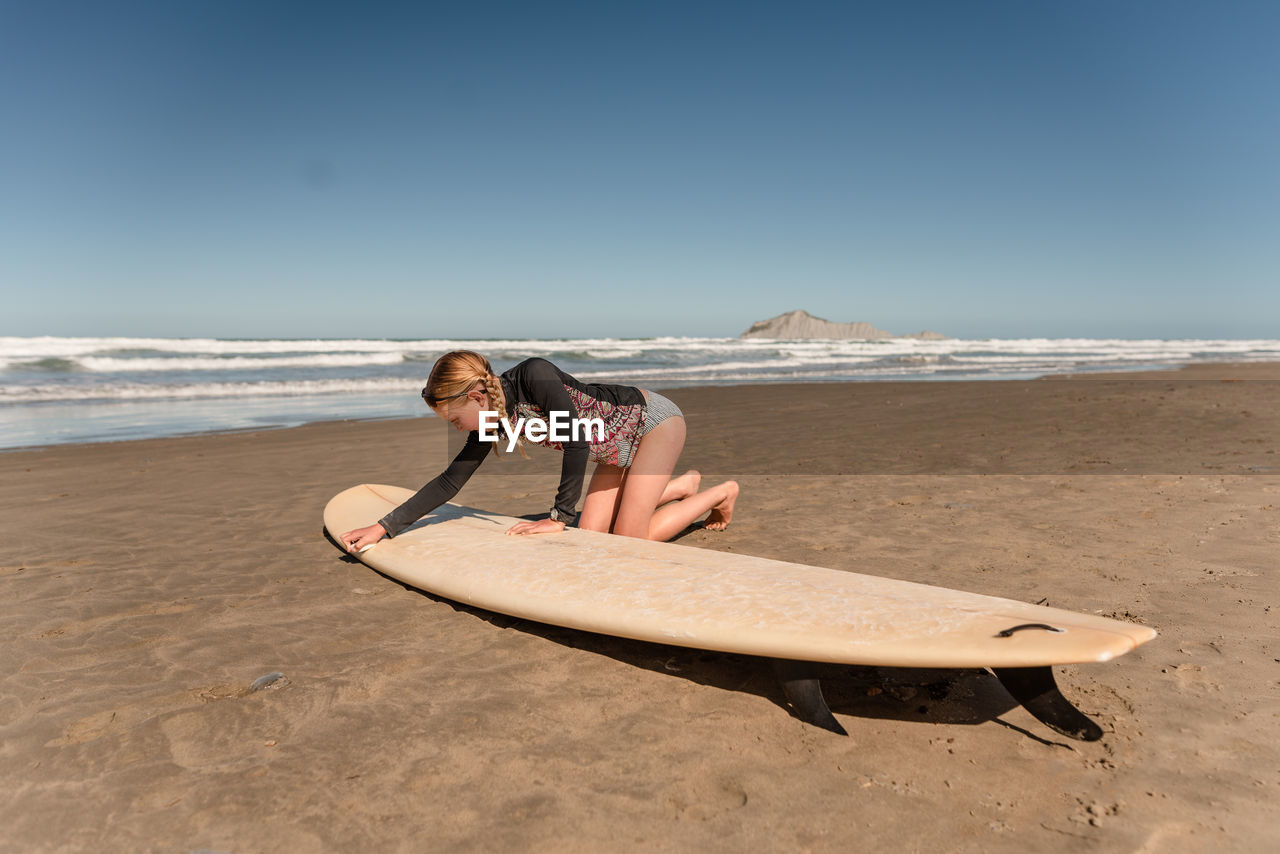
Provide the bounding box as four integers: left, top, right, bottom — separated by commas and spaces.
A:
772, 660, 848, 736
992, 666, 1104, 741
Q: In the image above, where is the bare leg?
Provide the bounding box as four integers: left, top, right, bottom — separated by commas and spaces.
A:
699, 480, 738, 531
578, 462, 626, 533
611, 416, 739, 541
580, 465, 700, 533
658, 469, 701, 505
637, 388, 699, 508
648, 480, 738, 540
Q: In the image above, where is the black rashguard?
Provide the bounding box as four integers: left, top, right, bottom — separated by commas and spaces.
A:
376, 357, 645, 537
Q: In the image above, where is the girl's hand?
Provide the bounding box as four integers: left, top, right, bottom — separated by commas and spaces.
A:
505, 518, 567, 536
341, 523, 387, 553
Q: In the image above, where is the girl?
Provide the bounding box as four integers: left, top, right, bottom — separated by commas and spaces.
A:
339, 350, 738, 551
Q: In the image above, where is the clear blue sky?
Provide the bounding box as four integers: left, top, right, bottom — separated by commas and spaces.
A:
2, 0, 1277, 339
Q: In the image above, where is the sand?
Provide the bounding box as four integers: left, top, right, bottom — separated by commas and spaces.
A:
3, 363, 1278, 852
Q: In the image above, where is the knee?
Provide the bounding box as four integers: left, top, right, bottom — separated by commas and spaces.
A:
611, 520, 653, 540
577, 513, 611, 534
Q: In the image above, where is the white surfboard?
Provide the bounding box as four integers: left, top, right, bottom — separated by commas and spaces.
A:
324, 484, 1156, 738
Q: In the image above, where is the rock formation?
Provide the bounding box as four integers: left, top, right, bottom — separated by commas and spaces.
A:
740, 310, 946, 340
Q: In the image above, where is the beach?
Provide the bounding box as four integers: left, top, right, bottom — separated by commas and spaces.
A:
3, 363, 1278, 852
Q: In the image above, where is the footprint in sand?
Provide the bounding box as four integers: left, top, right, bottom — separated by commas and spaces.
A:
1163, 663, 1222, 693
666, 777, 749, 820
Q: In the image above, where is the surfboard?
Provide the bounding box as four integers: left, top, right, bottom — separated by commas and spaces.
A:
324, 484, 1157, 739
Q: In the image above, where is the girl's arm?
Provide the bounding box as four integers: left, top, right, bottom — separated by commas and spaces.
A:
378, 429, 492, 536
340, 429, 492, 552
514, 357, 590, 528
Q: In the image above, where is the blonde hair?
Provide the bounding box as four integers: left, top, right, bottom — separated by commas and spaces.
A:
422, 350, 526, 458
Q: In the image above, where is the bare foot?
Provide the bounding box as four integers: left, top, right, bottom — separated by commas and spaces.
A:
703, 480, 738, 531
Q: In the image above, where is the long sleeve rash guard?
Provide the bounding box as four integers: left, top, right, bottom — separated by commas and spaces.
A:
376, 357, 645, 537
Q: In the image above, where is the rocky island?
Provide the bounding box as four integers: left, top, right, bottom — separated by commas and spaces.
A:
740, 309, 946, 340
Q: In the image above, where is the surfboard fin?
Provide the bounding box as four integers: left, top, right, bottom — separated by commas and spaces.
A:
992, 666, 1104, 741
773, 660, 848, 736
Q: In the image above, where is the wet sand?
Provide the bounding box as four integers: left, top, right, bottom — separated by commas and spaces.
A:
3, 363, 1278, 852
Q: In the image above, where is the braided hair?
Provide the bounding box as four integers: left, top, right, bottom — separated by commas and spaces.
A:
421, 350, 527, 458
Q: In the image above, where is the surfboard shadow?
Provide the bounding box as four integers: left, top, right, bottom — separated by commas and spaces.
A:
400, 505, 509, 529
450, 606, 1040, 739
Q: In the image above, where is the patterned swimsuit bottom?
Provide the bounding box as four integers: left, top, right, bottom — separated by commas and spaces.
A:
513, 388, 684, 469
614, 390, 683, 468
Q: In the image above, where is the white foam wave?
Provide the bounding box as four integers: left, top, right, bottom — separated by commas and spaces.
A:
74, 352, 408, 372
583, 348, 645, 359
575, 356, 882, 379
2, 336, 1278, 403
4, 335, 1277, 367
0, 377, 424, 403
0, 336, 455, 358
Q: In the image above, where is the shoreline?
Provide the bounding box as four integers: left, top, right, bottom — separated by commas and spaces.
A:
7, 359, 1278, 456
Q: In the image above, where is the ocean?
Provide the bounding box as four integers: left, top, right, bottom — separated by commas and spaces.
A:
3, 335, 1278, 449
